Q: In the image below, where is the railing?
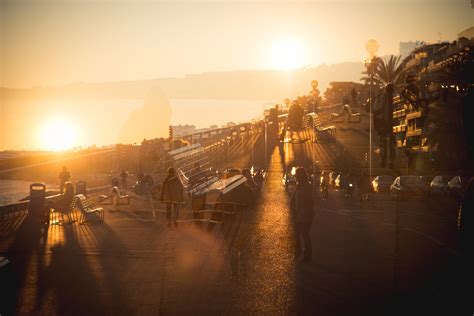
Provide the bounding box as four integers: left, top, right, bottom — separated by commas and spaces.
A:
0, 185, 110, 220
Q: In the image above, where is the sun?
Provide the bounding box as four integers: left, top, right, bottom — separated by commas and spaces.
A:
270, 38, 306, 70
40, 118, 78, 151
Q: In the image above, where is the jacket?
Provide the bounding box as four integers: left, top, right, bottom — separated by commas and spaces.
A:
290, 183, 315, 223
160, 175, 184, 203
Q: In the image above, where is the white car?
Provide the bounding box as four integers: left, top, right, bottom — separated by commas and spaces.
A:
429, 176, 450, 195
390, 176, 424, 200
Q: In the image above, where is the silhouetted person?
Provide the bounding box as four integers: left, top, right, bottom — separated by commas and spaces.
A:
58, 166, 71, 194
160, 168, 184, 228
287, 100, 304, 141
357, 172, 372, 208
290, 167, 315, 262
351, 88, 358, 108
242, 168, 259, 191
120, 170, 128, 189
254, 169, 264, 186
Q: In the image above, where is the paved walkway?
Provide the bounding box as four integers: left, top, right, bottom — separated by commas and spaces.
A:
0, 137, 470, 315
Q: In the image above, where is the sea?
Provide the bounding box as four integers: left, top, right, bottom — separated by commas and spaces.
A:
1, 98, 275, 150
0, 180, 42, 206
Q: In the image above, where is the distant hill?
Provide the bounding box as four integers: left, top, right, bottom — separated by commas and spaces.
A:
1, 62, 364, 101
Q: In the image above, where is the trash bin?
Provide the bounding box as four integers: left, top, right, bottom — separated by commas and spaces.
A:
111, 177, 120, 187
29, 183, 46, 220
76, 181, 87, 196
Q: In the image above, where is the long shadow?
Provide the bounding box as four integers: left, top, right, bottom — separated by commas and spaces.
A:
0, 215, 50, 315
0, 210, 133, 315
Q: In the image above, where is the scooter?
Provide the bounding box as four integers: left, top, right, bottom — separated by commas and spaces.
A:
345, 181, 354, 199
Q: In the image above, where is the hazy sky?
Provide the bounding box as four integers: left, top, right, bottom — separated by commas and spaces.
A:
1, 0, 473, 88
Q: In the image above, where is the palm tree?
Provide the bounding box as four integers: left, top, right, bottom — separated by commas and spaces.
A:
360, 55, 407, 90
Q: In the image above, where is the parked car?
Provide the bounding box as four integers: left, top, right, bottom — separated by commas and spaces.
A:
372, 175, 395, 193
447, 176, 469, 197
390, 176, 424, 200
419, 175, 434, 192
429, 176, 450, 195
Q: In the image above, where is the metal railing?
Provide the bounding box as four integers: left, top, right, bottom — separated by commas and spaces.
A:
0, 185, 110, 220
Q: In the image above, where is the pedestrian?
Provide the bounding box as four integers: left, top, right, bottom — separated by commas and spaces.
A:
58, 166, 71, 194
120, 169, 128, 189
160, 167, 184, 228
290, 167, 315, 262
351, 88, 358, 108
254, 169, 264, 187
357, 172, 372, 208
242, 168, 259, 191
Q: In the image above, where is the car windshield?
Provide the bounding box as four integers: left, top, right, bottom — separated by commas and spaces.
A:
401, 177, 421, 186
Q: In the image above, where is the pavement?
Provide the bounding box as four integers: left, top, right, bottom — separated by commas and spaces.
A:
0, 125, 472, 315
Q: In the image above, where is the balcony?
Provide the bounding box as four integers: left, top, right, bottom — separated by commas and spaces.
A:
393, 125, 406, 133
406, 129, 422, 137
406, 110, 422, 120
393, 109, 406, 119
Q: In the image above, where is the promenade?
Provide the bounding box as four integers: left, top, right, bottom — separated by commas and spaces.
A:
0, 111, 470, 315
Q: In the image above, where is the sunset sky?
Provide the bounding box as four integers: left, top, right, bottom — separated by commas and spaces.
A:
1, 0, 473, 88
0, 0, 473, 151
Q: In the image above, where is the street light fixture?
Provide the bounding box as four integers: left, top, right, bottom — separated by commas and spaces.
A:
365, 39, 379, 180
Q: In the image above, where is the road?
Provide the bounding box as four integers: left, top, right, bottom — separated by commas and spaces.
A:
0, 139, 471, 315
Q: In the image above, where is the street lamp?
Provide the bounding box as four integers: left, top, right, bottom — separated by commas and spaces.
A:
263, 109, 271, 166
365, 39, 379, 180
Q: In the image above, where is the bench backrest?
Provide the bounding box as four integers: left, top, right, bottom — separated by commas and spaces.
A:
76, 194, 93, 211
303, 113, 322, 128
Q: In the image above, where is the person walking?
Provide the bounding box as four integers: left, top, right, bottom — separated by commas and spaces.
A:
120, 170, 128, 189
290, 167, 315, 262
58, 166, 71, 194
160, 167, 184, 228
357, 172, 372, 208
351, 88, 358, 108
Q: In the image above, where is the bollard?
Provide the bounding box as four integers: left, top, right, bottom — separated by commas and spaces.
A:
76, 181, 87, 196
29, 183, 46, 220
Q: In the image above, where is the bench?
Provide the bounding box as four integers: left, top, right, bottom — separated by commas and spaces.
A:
76, 194, 104, 223
331, 104, 361, 123
304, 113, 337, 142
48, 195, 78, 225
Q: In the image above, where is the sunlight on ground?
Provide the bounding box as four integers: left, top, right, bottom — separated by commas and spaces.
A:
40, 118, 78, 151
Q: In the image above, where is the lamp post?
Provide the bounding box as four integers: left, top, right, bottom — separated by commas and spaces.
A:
311, 80, 319, 114
263, 109, 271, 167
365, 39, 379, 180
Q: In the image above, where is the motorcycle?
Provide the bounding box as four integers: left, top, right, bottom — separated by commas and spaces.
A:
321, 184, 329, 200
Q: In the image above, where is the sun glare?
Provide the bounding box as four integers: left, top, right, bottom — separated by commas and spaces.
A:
270, 38, 306, 70
40, 118, 78, 151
